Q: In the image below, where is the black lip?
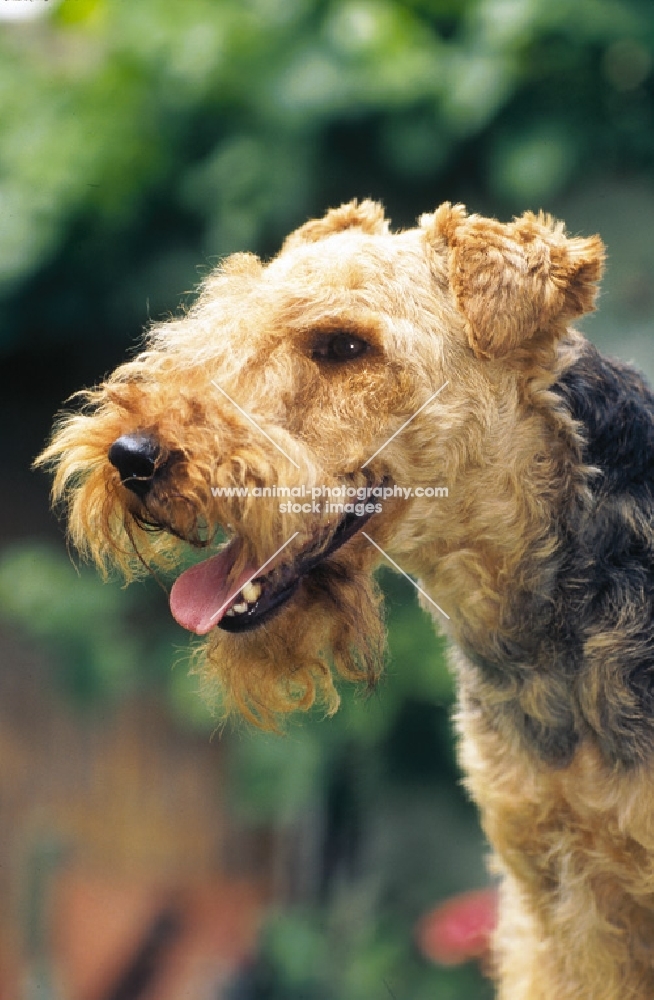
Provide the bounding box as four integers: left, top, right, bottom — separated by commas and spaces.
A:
218, 507, 376, 633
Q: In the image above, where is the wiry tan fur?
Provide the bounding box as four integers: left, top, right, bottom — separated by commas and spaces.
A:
40, 199, 654, 999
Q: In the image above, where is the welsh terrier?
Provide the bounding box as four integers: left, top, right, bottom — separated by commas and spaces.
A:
39, 199, 654, 999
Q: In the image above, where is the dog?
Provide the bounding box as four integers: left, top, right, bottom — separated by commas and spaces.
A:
39, 198, 654, 998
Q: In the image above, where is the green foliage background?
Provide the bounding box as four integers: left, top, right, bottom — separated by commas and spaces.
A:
1, 0, 654, 997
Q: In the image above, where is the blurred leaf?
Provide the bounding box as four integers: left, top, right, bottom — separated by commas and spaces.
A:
0, 542, 193, 708
489, 124, 579, 203
0, 542, 129, 633
227, 725, 325, 822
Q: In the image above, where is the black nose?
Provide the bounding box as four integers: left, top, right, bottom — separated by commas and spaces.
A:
108, 434, 160, 498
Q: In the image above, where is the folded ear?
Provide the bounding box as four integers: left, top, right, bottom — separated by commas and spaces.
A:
282, 199, 389, 251
422, 203, 605, 359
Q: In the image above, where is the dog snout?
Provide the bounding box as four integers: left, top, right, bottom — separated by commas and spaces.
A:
108, 433, 161, 498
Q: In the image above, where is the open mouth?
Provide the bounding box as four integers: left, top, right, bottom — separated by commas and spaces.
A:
170, 506, 376, 635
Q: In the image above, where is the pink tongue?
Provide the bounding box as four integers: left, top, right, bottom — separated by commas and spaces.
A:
170, 544, 257, 634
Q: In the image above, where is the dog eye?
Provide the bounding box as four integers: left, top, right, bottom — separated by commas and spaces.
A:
313, 333, 370, 363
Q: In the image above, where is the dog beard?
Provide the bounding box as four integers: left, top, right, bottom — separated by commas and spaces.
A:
197, 552, 386, 728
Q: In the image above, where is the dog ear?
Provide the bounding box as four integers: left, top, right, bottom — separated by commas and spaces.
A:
422, 203, 605, 359
282, 199, 389, 251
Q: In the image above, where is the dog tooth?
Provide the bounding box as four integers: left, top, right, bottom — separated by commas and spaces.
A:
232, 602, 248, 614
241, 581, 261, 603
225, 608, 236, 616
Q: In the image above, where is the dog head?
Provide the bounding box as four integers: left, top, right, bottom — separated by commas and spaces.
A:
37, 201, 604, 725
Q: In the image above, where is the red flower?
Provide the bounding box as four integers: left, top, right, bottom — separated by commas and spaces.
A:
416, 888, 498, 966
